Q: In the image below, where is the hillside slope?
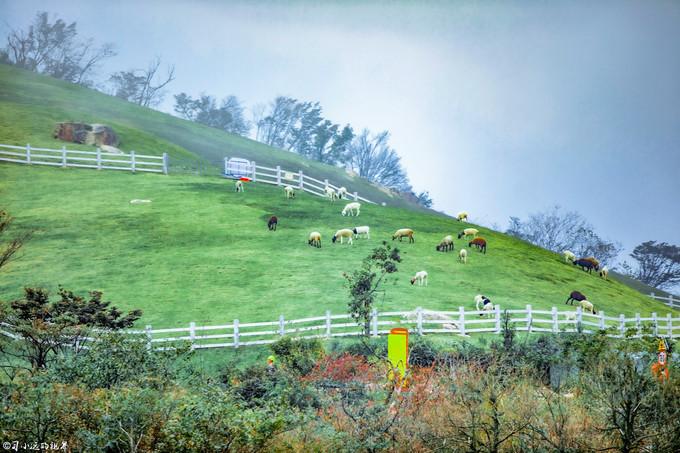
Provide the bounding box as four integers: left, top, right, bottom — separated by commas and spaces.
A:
0, 64, 428, 211
0, 163, 675, 328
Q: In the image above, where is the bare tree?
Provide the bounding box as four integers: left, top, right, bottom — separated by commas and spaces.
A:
0, 210, 30, 272
348, 129, 412, 192
621, 241, 680, 290
109, 57, 175, 107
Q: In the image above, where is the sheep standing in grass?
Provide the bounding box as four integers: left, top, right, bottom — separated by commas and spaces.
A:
457, 228, 479, 240
235, 180, 244, 192
459, 248, 468, 263
468, 237, 487, 254
353, 226, 370, 239
474, 295, 494, 317
341, 202, 361, 216
579, 299, 596, 314
565, 290, 587, 305
436, 235, 454, 252
457, 211, 468, 222
599, 266, 609, 280
267, 216, 278, 231
392, 228, 415, 243
573, 259, 597, 273
308, 231, 322, 248
325, 187, 338, 202
563, 250, 576, 263
332, 229, 354, 244
284, 185, 295, 199
583, 257, 600, 270
411, 271, 428, 286
337, 187, 347, 199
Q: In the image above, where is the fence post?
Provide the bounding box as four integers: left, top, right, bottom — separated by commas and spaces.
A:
299, 170, 304, 189
279, 314, 285, 336
668, 295, 674, 308
130, 151, 136, 173
652, 312, 658, 336
26, 144, 31, 164
233, 319, 240, 348
189, 322, 196, 350
495, 305, 501, 334
459, 306, 466, 336
61, 145, 67, 167
635, 313, 641, 337
325, 310, 332, 339
599, 310, 605, 330
224, 157, 229, 175
353, 191, 358, 201
145, 325, 152, 351
668, 313, 673, 338
650, 292, 655, 299
526, 304, 532, 333
371, 308, 378, 337
251, 161, 257, 182
324, 178, 329, 190
162, 153, 169, 175
576, 306, 583, 333
551, 307, 558, 333
96, 147, 102, 170
416, 307, 423, 336
619, 314, 626, 337
276, 166, 281, 186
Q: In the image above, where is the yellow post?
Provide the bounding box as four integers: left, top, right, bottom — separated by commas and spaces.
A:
388, 328, 409, 386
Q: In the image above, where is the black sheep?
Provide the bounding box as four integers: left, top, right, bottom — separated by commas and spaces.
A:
565, 290, 587, 305
267, 216, 278, 231
573, 259, 596, 273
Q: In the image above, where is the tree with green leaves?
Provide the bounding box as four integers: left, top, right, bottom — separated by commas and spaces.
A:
173, 92, 250, 136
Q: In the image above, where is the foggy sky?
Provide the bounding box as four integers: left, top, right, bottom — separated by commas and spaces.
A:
2, 0, 679, 263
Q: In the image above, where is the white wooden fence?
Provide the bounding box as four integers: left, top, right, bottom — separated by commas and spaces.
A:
0, 143, 168, 174
225, 157, 376, 205
650, 292, 680, 309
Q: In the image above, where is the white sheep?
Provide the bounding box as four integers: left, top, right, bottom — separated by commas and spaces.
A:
341, 202, 361, 217
410, 270, 428, 286
392, 228, 415, 243
235, 180, 244, 192
325, 186, 338, 201
579, 300, 596, 314
599, 266, 609, 280
436, 235, 454, 252
563, 250, 576, 263
308, 231, 322, 248
352, 226, 370, 239
337, 187, 347, 199
459, 248, 468, 264
332, 229, 354, 245
457, 211, 469, 222
457, 228, 479, 240
284, 185, 295, 199
564, 311, 577, 321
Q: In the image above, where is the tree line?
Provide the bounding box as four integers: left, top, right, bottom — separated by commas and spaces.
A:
1, 11, 431, 205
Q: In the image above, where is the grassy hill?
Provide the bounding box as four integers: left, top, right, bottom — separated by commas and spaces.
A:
0, 63, 429, 211
0, 163, 675, 328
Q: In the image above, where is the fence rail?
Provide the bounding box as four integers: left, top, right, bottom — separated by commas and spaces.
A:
0, 143, 168, 174
4, 306, 677, 351
650, 292, 680, 309
224, 157, 376, 205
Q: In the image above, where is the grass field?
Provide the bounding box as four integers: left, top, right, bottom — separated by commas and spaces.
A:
0, 163, 675, 329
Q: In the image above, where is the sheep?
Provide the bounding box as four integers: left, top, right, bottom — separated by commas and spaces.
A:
456, 211, 468, 222
410, 270, 428, 286
474, 295, 494, 317
468, 237, 487, 254
308, 231, 321, 248
352, 226, 370, 239
565, 290, 587, 305
332, 229, 354, 245
573, 259, 597, 273
563, 250, 576, 263
392, 228, 415, 243
341, 202, 361, 217
284, 185, 295, 199
235, 180, 244, 192
579, 299, 597, 314
457, 228, 479, 240
583, 257, 601, 270
267, 216, 278, 231
599, 266, 609, 280
564, 311, 577, 321
459, 248, 468, 263
337, 187, 348, 199
435, 235, 454, 252
325, 186, 338, 202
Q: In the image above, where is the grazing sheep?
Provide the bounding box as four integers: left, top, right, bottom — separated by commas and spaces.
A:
410, 270, 428, 286
583, 257, 601, 270
267, 216, 278, 231
573, 259, 597, 273
564, 311, 577, 321
392, 228, 415, 243
332, 229, 354, 244
341, 202, 361, 217
459, 248, 468, 263
308, 231, 321, 248
599, 266, 609, 280
352, 226, 370, 239
436, 235, 454, 252
284, 185, 295, 199
337, 187, 348, 199
563, 250, 576, 263
456, 211, 468, 222
403, 310, 457, 330
457, 228, 479, 240
235, 180, 244, 192
579, 299, 596, 314
474, 295, 494, 317
325, 186, 338, 201
468, 237, 487, 254
565, 290, 587, 305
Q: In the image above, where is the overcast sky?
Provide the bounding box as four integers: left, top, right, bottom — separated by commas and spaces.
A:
2, 0, 679, 262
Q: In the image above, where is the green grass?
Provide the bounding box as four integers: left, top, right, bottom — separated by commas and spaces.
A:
0, 63, 430, 211
0, 164, 675, 330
